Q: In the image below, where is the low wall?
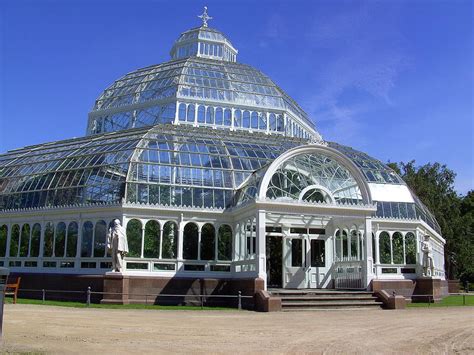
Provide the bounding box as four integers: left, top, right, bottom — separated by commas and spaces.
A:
10, 272, 104, 303
371, 278, 449, 302
102, 274, 264, 309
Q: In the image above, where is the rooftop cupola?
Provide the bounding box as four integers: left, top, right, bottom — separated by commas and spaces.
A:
170, 7, 238, 62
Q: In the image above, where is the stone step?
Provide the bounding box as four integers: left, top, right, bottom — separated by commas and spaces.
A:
280, 296, 378, 302
281, 301, 383, 308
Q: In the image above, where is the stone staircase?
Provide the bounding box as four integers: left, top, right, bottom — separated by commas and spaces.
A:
269, 289, 383, 311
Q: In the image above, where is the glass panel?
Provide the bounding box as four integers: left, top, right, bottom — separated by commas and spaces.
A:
379, 232, 391, 264
126, 219, 142, 258
218, 224, 232, 261
0, 225, 7, 257
81, 221, 93, 257
93, 220, 107, 258
405, 232, 416, 264
144, 220, 160, 258
291, 239, 303, 267
350, 230, 358, 258
183, 222, 198, 260
54, 222, 66, 258
392, 232, 404, 264
20, 224, 30, 257
200, 223, 215, 260
66, 222, 78, 257
310, 239, 325, 267
162, 221, 178, 259
44, 222, 54, 257
9, 224, 20, 257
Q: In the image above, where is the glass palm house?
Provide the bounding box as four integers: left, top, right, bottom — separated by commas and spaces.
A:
0, 9, 446, 302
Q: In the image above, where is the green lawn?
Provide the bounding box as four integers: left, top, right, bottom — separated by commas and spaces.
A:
4, 297, 236, 311
408, 294, 474, 307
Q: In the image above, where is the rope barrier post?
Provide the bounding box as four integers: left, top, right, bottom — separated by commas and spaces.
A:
86, 287, 91, 307
42, 289, 45, 304
238, 291, 242, 310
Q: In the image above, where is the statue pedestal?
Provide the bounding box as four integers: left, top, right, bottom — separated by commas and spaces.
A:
100, 272, 130, 305
413, 277, 446, 302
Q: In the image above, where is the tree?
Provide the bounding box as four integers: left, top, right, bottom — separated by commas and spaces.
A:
388, 161, 473, 282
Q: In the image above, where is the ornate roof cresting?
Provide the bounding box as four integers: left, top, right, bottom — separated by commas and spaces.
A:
198, 6, 213, 27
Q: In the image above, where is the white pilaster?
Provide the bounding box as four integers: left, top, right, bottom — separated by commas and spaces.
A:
256, 210, 267, 288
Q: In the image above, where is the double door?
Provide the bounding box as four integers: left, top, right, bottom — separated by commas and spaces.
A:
283, 235, 328, 288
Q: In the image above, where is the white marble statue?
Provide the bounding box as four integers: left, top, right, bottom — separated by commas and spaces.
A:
107, 219, 129, 272
421, 235, 434, 277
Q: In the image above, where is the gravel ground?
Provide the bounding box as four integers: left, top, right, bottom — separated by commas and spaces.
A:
0, 304, 473, 354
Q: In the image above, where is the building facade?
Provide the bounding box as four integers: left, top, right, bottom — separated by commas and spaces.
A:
0, 10, 447, 302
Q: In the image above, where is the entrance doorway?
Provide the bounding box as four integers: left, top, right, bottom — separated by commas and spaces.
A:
266, 235, 282, 288
283, 235, 328, 288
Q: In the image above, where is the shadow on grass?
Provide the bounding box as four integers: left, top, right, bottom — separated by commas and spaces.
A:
4, 297, 238, 311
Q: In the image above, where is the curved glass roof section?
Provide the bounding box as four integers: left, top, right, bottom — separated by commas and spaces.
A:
90, 57, 316, 134
0, 125, 306, 211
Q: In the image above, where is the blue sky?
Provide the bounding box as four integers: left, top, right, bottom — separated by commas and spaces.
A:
0, 0, 472, 194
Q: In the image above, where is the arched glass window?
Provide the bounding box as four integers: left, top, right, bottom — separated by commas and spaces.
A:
66, 222, 78, 258
81, 221, 93, 257
392, 232, 404, 264
197, 105, 205, 123
379, 232, 391, 264
30, 223, 41, 257
9, 224, 20, 257
301, 188, 332, 203
350, 230, 358, 259
234, 110, 242, 127
20, 224, 30, 257
342, 230, 348, 258
44, 222, 54, 257
183, 222, 198, 260
242, 111, 250, 128
144, 220, 160, 258
224, 108, 232, 126
266, 153, 363, 204
335, 230, 342, 260
218, 224, 232, 261
126, 219, 142, 258
200, 223, 215, 260
269, 113, 276, 131
178, 103, 187, 121
205, 106, 214, 124
93, 220, 107, 258
405, 232, 416, 264
55, 222, 66, 257
0, 225, 8, 257
162, 221, 178, 259
187, 103, 195, 122
251, 112, 258, 129
215, 107, 223, 125
258, 113, 267, 130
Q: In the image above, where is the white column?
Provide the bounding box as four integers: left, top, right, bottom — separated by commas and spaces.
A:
389, 231, 394, 264
140, 226, 145, 258
214, 224, 219, 261
364, 218, 374, 288
75, 220, 82, 270
197, 228, 202, 261
5, 223, 11, 262
159, 227, 164, 259
177, 221, 184, 260
256, 210, 267, 288
375, 231, 380, 265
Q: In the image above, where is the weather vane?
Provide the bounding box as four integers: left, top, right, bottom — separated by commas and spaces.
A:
198, 6, 213, 27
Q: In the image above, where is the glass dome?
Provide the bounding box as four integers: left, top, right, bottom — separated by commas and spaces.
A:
88, 18, 321, 142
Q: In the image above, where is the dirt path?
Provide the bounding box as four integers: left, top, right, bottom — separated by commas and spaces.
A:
1, 304, 473, 354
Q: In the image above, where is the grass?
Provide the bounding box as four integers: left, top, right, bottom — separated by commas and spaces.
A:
4, 297, 236, 311
408, 294, 474, 307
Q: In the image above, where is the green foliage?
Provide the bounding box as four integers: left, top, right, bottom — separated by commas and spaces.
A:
126, 219, 142, 257
144, 220, 160, 258
390, 161, 473, 282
